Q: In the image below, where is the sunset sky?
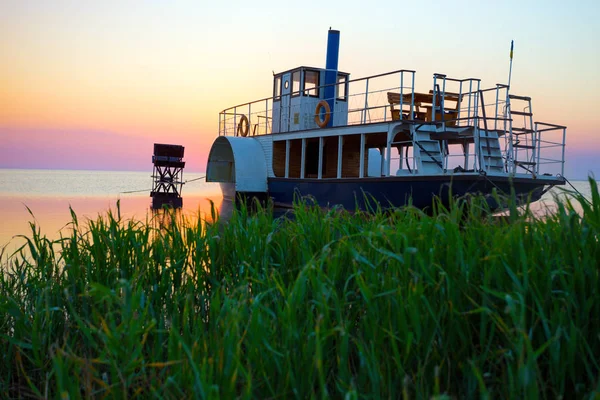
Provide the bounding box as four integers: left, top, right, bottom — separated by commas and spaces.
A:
1, 0, 598, 178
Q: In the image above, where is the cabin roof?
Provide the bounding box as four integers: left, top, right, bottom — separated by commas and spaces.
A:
274, 65, 350, 77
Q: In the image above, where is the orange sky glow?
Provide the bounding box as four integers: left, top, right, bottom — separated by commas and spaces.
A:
1, 1, 598, 178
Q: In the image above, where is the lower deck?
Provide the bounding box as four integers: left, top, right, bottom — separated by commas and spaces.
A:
207, 119, 566, 209
260, 119, 563, 181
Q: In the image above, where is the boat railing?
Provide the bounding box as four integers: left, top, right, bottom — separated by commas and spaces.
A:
330, 116, 565, 178
427, 74, 483, 129
219, 102, 274, 137
469, 87, 567, 177
218, 70, 566, 178
218, 70, 417, 136
218, 70, 520, 137
423, 78, 514, 132
534, 122, 567, 176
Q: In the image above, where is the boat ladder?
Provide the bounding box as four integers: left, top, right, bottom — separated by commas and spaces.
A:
508, 94, 537, 175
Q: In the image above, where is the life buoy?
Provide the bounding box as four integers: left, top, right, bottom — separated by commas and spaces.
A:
314, 101, 331, 128
237, 114, 249, 137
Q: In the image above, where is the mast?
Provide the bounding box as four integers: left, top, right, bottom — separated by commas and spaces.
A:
507, 40, 514, 90
506, 40, 515, 173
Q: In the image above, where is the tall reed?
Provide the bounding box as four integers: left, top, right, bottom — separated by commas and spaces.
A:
1, 180, 599, 399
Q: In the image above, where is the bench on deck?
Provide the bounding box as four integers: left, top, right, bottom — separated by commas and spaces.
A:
387, 92, 425, 121
387, 91, 462, 126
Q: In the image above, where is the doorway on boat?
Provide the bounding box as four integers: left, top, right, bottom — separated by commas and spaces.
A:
305, 138, 319, 178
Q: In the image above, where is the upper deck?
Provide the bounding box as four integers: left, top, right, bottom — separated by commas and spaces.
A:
218, 68, 567, 179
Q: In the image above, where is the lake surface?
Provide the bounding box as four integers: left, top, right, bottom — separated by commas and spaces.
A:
0, 169, 594, 253
0, 169, 224, 252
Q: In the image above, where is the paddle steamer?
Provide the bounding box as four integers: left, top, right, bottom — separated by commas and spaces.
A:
206, 30, 566, 210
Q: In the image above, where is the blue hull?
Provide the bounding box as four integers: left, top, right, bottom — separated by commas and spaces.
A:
267, 176, 553, 211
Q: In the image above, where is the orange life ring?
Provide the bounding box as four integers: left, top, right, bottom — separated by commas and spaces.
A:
314, 101, 331, 128
237, 114, 249, 137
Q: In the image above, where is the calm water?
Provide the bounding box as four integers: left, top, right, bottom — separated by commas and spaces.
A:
0, 169, 224, 252
0, 169, 594, 252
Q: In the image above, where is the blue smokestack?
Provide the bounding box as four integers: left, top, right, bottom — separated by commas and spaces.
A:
323, 29, 339, 128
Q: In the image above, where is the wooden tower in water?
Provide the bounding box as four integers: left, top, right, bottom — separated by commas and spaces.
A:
150, 143, 185, 209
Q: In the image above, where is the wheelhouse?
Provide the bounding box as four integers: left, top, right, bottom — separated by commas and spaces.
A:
272, 66, 350, 133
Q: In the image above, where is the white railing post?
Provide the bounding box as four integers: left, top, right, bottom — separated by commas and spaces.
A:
530, 124, 542, 178
467, 80, 473, 126
248, 103, 252, 136
363, 79, 370, 124
411, 73, 415, 120
457, 82, 463, 125
441, 76, 446, 130
265, 99, 268, 134
399, 145, 404, 170
380, 147, 385, 176
400, 72, 404, 121
285, 140, 290, 178
475, 81, 481, 120
359, 134, 365, 178
507, 91, 515, 174
432, 75, 437, 123
561, 128, 566, 176
411, 126, 417, 173
337, 136, 343, 179
386, 129, 392, 176
233, 108, 237, 137
318, 137, 323, 179
301, 138, 306, 179
494, 85, 500, 131
474, 122, 481, 171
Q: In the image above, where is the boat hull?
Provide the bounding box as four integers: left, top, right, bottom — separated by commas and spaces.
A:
267, 175, 556, 211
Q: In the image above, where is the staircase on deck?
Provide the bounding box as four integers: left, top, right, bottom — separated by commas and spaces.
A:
411, 126, 445, 173
478, 130, 504, 172
508, 94, 537, 174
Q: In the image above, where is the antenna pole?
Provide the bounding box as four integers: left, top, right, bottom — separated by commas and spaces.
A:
507, 40, 514, 89
505, 40, 515, 173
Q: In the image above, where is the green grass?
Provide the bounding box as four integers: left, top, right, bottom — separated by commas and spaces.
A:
1, 180, 600, 399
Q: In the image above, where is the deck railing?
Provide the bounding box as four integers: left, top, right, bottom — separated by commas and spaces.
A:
218, 70, 417, 136
218, 71, 501, 137
217, 70, 566, 179
534, 122, 567, 177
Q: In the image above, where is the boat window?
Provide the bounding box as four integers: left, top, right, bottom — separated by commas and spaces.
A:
273, 76, 281, 101
336, 74, 348, 101
284, 80, 289, 90
304, 70, 320, 97
292, 70, 301, 97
